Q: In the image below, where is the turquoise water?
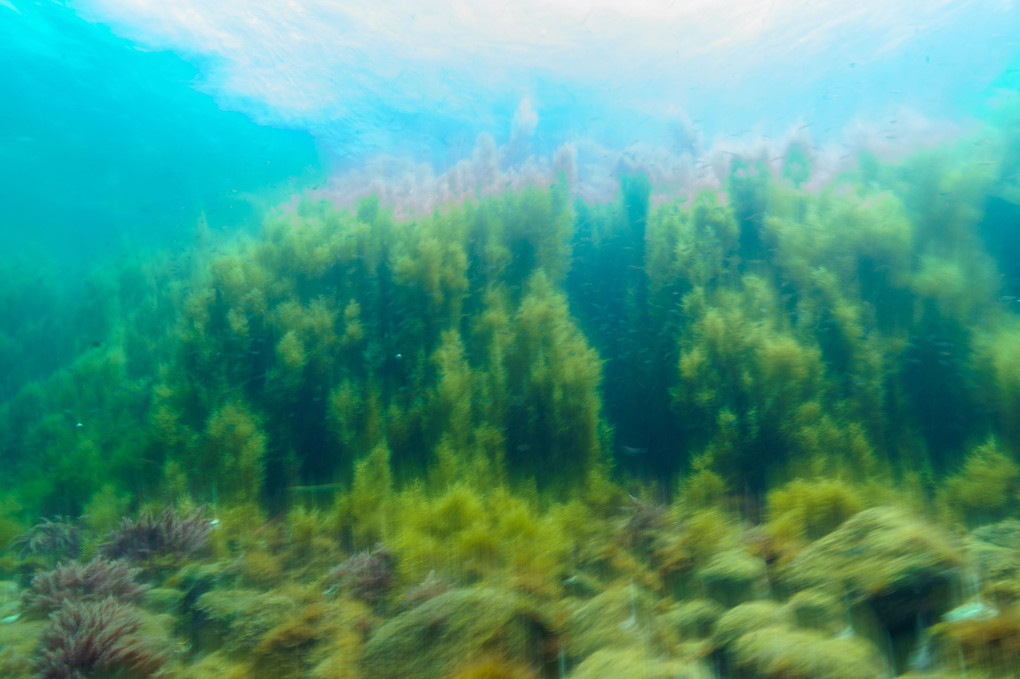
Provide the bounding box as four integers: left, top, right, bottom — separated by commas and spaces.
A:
3, 2, 1020, 677
2, 1, 1017, 263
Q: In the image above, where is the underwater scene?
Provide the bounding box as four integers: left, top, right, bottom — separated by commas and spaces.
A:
3, 0, 1020, 677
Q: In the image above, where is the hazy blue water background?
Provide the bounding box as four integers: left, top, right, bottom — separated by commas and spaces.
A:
5, 0, 1020, 257
0, 1, 321, 267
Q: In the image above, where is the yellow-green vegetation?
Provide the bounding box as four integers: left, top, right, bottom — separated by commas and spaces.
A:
729, 626, 887, 678
340, 477, 593, 595
973, 318, 1020, 448
0, 497, 25, 552
3, 113, 1020, 678
711, 598, 889, 677
779, 507, 962, 603
360, 586, 555, 679
569, 647, 706, 679
132, 180, 602, 510
697, 547, 768, 607
563, 583, 671, 660
82, 484, 133, 535
939, 437, 1020, 525
932, 605, 1020, 677
766, 477, 866, 545
3, 122, 1019, 517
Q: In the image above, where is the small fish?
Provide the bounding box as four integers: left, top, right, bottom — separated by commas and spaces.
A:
621, 445, 648, 456
287, 483, 344, 494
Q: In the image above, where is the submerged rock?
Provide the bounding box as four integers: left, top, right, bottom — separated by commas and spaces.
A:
709, 599, 887, 678
360, 586, 554, 679
194, 588, 297, 655
972, 518, 1020, 550
697, 547, 768, 607
930, 604, 1020, 676
563, 583, 665, 660
663, 598, 726, 639
729, 626, 887, 678
711, 601, 794, 650
569, 646, 709, 679
779, 506, 963, 673
780, 507, 961, 619
968, 519, 1020, 605
784, 587, 845, 635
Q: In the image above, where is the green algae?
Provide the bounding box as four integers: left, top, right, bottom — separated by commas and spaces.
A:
569, 647, 708, 679
2, 114, 1020, 678
0, 131, 1017, 512
778, 507, 962, 604
360, 586, 554, 679
697, 548, 768, 608
729, 626, 887, 678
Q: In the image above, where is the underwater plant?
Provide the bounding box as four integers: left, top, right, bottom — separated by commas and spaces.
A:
939, 437, 1020, 525
11, 515, 82, 561
33, 597, 168, 679
397, 569, 452, 611
617, 494, 667, 556
22, 556, 149, 616
328, 545, 396, 605
361, 586, 556, 679
99, 505, 212, 561
766, 477, 865, 543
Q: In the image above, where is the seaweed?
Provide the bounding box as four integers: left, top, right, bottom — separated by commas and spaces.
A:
11, 516, 82, 562
32, 597, 168, 679
99, 505, 212, 562
22, 557, 149, 617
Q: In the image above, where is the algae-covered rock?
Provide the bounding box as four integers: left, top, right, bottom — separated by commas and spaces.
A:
972, 518, 1020, 550
784, 587, 844, 635
966, 538, 1020, 605
729, 627, 887, 678
968, 519, 1020, 605
0, 616, 45, 679
711, 601, 794, 650
194, 588, 297, 655
563, 583, 668, 660
779, 507, 961, 623
663, 598, 726, 639
697, 547, 767, 607
930, 604, 1020, 677
360, 586, 553, 679
568, 646, 708, 679
445, 656, 538, 679
779, 507, 963, 674
251, 603, 327, 679
0, 580, 20, 621
144, 586, 186, 616
710, 599, 886, 678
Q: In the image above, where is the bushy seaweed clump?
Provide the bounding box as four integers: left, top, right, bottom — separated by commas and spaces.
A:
329, 545, 396, 604
939, 437, 1020, 525
33, 597, 167, 679
11, 516, 82, 561
20, 553, 167, 677
22, 556, 149, 616
618, 495, 668, 555
99, 506, 212, 561
398, 570, 453, 611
